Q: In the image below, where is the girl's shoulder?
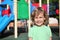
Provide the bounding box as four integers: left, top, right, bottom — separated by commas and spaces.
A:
44, 25, 50, 28
44, 25, 51, 31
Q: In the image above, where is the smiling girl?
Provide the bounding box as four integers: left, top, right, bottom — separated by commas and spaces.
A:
28, 7, 52, 40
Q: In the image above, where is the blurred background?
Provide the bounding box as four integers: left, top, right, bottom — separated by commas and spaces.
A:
0, 0, 59, 40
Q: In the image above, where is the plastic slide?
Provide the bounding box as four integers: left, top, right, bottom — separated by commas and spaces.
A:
0, 13, 14, 32
0, 0, 14, 32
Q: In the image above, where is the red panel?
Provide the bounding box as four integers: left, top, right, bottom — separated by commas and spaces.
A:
56, 9, 59, 15
1, 0, 4, 2
32, 3, 47, 11
42, 4, 47, 11
32, 3, 39, 8
2, 6, 11, 16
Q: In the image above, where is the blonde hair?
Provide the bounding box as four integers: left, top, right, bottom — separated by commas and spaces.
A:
31, 7, 49, 25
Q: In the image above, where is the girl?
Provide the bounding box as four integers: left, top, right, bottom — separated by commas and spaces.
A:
28, 7, 52, 40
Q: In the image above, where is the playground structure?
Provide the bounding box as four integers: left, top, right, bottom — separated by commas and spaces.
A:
0, 0, 29, 38
0, 0, 59, 38
0, 0, 14, 32
0, 0, 15, 37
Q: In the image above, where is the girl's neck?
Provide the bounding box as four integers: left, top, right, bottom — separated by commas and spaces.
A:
34, 24, 45, 27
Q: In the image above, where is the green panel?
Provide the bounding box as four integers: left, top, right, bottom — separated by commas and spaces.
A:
17, 0, 29, 19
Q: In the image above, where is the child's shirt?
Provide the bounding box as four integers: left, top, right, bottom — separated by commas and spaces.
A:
28, 25, 52, 40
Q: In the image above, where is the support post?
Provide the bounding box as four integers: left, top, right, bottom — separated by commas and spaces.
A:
14, 0, 18, 38
39, 0, 42, 7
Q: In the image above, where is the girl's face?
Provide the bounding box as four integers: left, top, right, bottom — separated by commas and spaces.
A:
34, 13, 45, 26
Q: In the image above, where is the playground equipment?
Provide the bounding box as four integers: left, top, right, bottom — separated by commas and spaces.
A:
30, 2, 35, 14
17, 0, 29, 19
0, 0, 59, 38
0, 0, 14, 32
0, 0, 49, 38
0, 0, 15, 37
0, 0, 28, 38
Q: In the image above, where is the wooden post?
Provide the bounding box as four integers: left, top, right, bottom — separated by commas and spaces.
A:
47, 0, 49, 15
28, 0, 30, 30
14, 0, 18, 38
0, 0, 1, 4
7, 5, 10, 30
39, 0, 42, 7
59, 0, 60, 37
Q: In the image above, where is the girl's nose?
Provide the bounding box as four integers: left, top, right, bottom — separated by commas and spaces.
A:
37, 18, 40, 20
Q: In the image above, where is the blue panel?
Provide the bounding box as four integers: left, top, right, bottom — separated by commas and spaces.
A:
0, 13, 14, 32
30, 3, 35, 14
0, 0, 14, 32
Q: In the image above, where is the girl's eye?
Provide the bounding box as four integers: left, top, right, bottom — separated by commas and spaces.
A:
39, 17, 42, 18
35, 17, 38, 18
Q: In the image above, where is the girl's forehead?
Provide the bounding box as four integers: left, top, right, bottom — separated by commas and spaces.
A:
35, 12, 44, 17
